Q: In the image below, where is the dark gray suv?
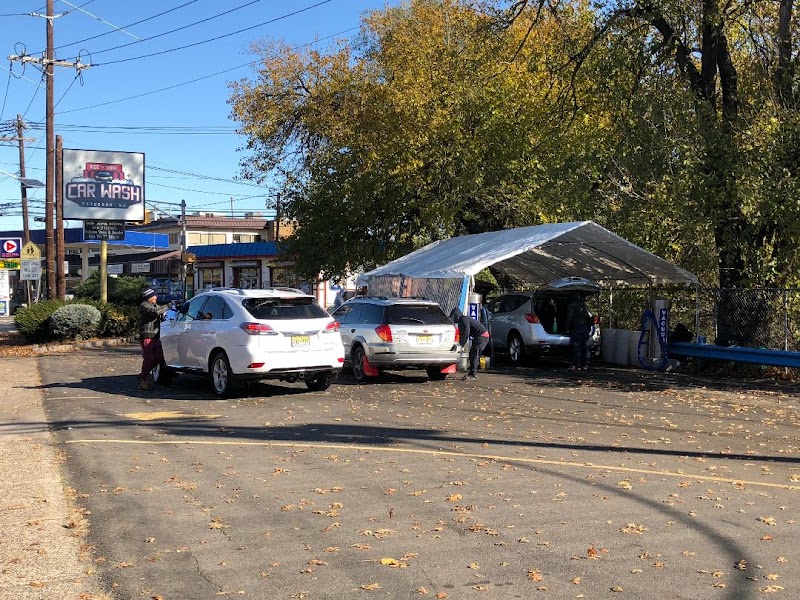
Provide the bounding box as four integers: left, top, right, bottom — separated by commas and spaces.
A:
331, 297, 459, 382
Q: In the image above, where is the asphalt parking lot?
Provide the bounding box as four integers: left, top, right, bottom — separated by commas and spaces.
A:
33, 346, 800, 599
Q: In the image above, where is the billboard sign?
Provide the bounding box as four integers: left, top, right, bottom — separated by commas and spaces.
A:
63, 149, 145, 221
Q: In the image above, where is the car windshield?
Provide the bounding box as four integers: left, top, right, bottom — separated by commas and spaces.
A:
386, 304, 450, 325
242, 297, 328, 320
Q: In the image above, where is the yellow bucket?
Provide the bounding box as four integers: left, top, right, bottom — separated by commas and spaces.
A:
479, 356, 487, 370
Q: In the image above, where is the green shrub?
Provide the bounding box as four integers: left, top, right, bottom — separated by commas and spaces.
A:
66, 298, 139, 338
49, 304, 102, 340
14, 300, 67, 343
75, 272, 148, 306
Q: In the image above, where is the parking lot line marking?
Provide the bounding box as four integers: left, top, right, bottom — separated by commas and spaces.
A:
64, 438, 799, 491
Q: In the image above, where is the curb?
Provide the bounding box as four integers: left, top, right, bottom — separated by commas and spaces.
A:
31, 335, 137, 354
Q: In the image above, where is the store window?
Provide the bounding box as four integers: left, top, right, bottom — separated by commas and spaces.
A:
235, 267, 260, 289
199, 267, 223, 289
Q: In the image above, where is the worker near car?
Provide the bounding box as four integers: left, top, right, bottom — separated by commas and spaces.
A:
565, 292, 592, 371
138, 288, 167, 391
450, 307, 490, 380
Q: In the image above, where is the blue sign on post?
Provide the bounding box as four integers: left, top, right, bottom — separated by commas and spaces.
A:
0, 238, 22, 259
468, 302, 479, 320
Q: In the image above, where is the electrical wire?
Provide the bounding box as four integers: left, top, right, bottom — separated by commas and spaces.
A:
58, 0, 140, 42
54, 0, 201, 51
92, 0, 333, 67
20, 72, 44, 121
90, 0, 269, 56
58, 25, 358, 114
0, 65, 12, 123
25, 123, 235, 134
149, 165, 266, 189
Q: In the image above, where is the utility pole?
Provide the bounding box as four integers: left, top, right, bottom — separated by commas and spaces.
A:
17, 116, 33, 244
180, 199, 187, 300
8, 1, 90, 299
56, 134, 65, 298
0, 115, 35, 242
44, 0, 55, 299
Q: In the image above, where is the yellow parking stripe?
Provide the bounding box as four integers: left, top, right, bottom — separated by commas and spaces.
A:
64, 438, 798, 491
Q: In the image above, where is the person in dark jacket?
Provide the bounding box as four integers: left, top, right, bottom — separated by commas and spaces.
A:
564, 292, 592, 371
138, 288, 167, 391
451, 307, 490, 380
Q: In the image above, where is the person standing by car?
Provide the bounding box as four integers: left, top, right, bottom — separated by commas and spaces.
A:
565, 292, 592, 371
138, 288, 167, 391
451, 307, 490, 380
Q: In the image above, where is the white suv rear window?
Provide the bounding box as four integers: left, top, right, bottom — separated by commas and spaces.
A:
242, 297, 328, 320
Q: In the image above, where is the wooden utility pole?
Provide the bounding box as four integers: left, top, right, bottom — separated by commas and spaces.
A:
44, 0, 55, 298
56, 134, 65, 298
16, 115, 33, 244
8, 2, 90, 299
0, 115, 35, 242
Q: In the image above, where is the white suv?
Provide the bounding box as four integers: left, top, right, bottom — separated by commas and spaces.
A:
159, 288, 344, 396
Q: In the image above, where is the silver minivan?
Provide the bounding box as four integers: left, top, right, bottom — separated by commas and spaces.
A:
486, 277, 601, 365
331, 297, 459, 382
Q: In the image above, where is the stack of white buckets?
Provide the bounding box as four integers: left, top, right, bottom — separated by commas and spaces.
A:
601, 329, 643, 368
601, 299, 671, 368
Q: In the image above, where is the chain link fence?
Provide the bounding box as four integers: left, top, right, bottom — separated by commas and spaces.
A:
597, 287, 800, 352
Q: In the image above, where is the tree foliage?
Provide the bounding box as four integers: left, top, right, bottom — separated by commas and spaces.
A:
230, 0, 800, 288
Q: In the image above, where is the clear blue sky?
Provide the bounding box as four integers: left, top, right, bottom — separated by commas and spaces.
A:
0, 0, 396, 233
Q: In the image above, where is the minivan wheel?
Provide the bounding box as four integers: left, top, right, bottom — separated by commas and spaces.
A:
351, 346, 368, 383
305, 373, 332, 391
508, 333, 526, 365
211, 351, 236, 397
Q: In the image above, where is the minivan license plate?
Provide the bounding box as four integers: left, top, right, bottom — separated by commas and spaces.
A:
417, 335, 433, 345
291, 335, 310, 347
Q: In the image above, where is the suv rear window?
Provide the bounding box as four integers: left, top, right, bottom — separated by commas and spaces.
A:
386, 304, 450, 325
243, 297, 328, 320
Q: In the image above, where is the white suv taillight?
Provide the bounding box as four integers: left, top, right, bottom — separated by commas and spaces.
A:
524, 313, 540, 324
324, 320, 340, 332
240, 322, 278, 335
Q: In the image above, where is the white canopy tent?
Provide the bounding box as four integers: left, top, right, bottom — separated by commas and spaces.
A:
358, 222, 697, 312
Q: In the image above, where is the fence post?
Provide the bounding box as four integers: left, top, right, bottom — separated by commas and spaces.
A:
695, 285, 700, 341
784, 289, 789, 352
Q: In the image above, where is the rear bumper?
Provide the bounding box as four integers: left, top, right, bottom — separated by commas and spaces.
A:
364, 346, 459, 369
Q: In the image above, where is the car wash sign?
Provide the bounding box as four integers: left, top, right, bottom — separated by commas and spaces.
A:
63, 148, 145, 222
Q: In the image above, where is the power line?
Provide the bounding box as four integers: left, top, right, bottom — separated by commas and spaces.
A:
92, 0, 333, 67
149, 165, 266, 189
58, 25, 358, 114
26, 122, 235, 134
54, 0, 201, 51
0, 65, 11, 122
59, 0, 141, 42
89, 0, 268, 57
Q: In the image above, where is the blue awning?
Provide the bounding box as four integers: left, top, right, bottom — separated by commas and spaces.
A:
189, 242, 278, 259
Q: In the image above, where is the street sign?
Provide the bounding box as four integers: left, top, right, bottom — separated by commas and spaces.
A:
20, 259, 41, 281
83, 220, 126, 242
0, 260, 20, 270
0, 238, 21, 259
21, 241, 41, 260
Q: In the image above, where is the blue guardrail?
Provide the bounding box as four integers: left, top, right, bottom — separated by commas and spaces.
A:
669, 342, 800, 368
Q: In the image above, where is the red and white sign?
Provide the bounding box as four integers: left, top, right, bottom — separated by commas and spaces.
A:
0, 238, 21, 259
